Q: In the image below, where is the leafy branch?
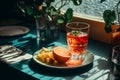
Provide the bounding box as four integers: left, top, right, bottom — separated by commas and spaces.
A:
17, 0, 82, 24
101, 0, 120, 33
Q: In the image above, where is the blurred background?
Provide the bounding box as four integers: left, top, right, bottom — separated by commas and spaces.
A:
0, 0, 22, 20
0, 0, 118, 23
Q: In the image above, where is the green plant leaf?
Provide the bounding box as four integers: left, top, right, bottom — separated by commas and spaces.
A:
103, 10, 116, 24
45, 6, 57, 16
57, 19, 64, 24
50, 6, 57, 16
104, 24, 112, 33
72, 0, 82, 5
103, 10, 116, 33
27, 7, 33, 15
100, 0, 106, 3
64, 8, 73, 24
57, 14, 65, 24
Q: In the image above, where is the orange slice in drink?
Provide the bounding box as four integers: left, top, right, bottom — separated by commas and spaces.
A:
53, 46, 70, 63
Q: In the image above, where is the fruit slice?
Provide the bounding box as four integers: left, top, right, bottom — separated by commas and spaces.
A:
53, 46, 70, 63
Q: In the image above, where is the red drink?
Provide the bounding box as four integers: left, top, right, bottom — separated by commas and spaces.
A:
67, 32, 88, 55
66, 22, 90, 60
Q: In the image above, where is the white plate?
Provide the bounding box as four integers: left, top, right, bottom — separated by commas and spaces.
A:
33, 49, 94, 69
0, 26, 29, 36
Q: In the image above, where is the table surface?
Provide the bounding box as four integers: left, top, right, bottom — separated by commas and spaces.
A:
0, 24, 115, 80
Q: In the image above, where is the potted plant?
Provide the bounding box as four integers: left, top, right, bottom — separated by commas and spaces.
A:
17, 0, 82, 41
101, 0, 120, 46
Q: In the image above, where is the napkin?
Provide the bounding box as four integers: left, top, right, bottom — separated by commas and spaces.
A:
0, 45, 32, 64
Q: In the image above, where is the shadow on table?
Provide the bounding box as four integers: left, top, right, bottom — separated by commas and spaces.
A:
28, 59, 93, 77
0, 61, 38, 80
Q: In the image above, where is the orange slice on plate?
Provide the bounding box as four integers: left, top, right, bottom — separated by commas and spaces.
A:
53, 46, 70, 63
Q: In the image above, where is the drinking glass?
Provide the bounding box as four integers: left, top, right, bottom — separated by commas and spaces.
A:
66, 22, 90, 60
112, 45, 120, 78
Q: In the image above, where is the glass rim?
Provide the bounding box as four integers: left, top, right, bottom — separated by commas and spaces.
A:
66, 22, 90, 29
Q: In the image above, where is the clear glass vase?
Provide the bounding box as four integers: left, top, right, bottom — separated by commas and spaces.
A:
35, 15, 60, 42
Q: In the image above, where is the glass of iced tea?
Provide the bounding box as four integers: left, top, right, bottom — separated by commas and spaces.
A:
66, 22, 90, 60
